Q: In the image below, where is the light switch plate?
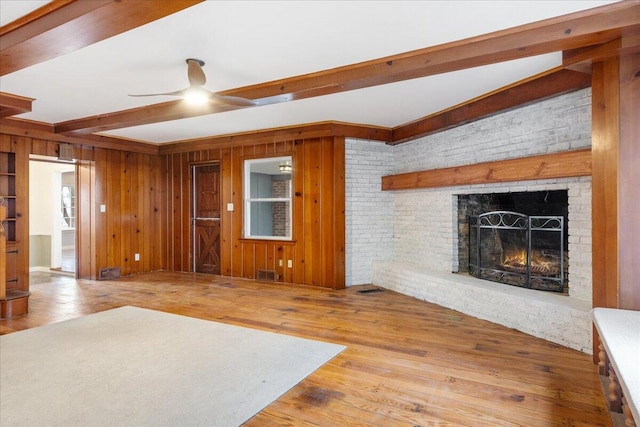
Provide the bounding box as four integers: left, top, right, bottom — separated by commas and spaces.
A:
227, 203, 234, 212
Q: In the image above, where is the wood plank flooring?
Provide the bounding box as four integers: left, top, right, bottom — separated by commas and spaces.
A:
2, 271, 611, 426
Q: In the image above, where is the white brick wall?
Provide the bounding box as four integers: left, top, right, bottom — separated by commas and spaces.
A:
346, 88, 595, 351
345, 139, 394, 286
394, 89, 592, 173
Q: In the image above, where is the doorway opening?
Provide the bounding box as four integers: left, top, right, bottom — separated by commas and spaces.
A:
29, 157, 77, 277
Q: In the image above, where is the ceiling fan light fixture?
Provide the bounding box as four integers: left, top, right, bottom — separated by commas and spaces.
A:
183, 88, 209, 106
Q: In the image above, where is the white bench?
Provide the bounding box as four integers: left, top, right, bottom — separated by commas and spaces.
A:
592, 308, 640, 427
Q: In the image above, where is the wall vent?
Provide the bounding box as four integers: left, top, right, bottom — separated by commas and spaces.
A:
99, 267, 121, 280
257, 269, 279, 281
58, 143, 74, 161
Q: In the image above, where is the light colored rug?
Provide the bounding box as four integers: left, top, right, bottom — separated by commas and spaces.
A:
0, 306, 345, 426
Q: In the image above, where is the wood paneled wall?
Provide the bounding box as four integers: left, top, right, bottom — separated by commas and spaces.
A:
91, 148, 166, 278
164, 136, 345, 289
14, 135, 167, 280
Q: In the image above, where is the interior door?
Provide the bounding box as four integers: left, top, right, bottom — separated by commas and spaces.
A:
192, 164, 221, 274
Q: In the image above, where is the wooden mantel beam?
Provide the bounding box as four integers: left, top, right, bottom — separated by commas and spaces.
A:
0, 92, 34, 118
52, 1, 640, 137
381, 149, 592, 191
0, 0, 203, 76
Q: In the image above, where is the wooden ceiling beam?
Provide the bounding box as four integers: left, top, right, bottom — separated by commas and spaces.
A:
52, 1, 640, 138
0, 117, 159, 155
0, 0, 203, 76
0, 92, 34, 118
225, 2, 639, 104
54, 100, 245, 136
391, 68, 592, 144
563, 38, 625, 74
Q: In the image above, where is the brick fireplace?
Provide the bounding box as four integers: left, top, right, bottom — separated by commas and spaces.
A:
346, 88, 594, 352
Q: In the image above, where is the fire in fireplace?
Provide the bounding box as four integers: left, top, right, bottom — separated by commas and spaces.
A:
468, 211, 565, 292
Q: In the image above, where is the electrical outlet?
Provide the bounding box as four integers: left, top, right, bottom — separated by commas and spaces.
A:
134, 253, 140, 261
100, 204, 106, 213
287, 260, 293, 268
279, 259, 283, 267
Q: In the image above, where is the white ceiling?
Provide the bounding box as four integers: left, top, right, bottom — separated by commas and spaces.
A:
0, 1, 617, 145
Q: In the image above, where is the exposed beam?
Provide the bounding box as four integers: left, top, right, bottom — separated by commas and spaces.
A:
55, 100, 245, 136
391, 68, 591, 144
563, 38, 623, 74
0, 117, 159, 155
50, 1, 640, 137
0, 92, 34, 118
0, 0, 203, 76
224, 2, 639, 104
381, 149, 592, 191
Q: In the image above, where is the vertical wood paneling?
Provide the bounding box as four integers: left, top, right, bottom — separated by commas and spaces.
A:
150, 154, 166, 271
4, 136, 166, 282
305, 139, 322, 285
170, 153, 182, 271
333, 137, 346, 288
292, 140, 305, 285
163, 136, 346, 288
106, 150, 122, 269
120, 152, 132, 275
220, 148, 233, 276
138, 154, 148, 273
94, 148, 108, 276
180, 152, 190, 271
231, 146, 243, 277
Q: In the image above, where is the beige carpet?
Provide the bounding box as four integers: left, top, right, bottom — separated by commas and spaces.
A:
0, 306, 345, 426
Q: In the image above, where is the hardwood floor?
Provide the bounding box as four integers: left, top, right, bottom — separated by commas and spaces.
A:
2, 271, 611, 426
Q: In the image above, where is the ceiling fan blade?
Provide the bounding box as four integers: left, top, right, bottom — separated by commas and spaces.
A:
187, 58, 206, 87
210, 94, 256, 107
129, 89, 187, 97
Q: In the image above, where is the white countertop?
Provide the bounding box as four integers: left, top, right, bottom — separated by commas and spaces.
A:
592, 307, 640, 423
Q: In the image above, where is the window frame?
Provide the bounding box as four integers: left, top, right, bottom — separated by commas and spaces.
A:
243, 156, 293, 240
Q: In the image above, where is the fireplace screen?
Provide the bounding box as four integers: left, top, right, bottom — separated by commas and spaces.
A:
469, 211, 564, 292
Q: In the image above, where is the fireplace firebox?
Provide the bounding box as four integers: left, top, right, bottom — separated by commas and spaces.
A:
469, 211, 565, 292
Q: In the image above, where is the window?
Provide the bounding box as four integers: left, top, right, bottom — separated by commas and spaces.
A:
61, 183, 75, 229
244, 156, 292, 239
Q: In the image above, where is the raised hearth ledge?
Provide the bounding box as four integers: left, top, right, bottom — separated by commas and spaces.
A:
371, 261, 592, 353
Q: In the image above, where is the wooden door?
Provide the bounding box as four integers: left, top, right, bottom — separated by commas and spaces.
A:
192, 164, 221, 274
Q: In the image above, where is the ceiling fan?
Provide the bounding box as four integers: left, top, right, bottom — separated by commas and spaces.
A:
129, 58, 255, 107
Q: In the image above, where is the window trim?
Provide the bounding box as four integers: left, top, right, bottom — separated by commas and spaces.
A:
243, 156, 293, 240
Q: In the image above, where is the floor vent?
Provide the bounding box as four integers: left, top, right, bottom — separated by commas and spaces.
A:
99, 267, 121, 280
257, 269, 279, 281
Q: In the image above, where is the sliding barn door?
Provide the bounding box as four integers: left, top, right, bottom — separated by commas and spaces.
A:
192, 164, 221, 274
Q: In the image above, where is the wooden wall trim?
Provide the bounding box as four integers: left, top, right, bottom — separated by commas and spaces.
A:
381, 149, 592, 191
158, 122, 392, 155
